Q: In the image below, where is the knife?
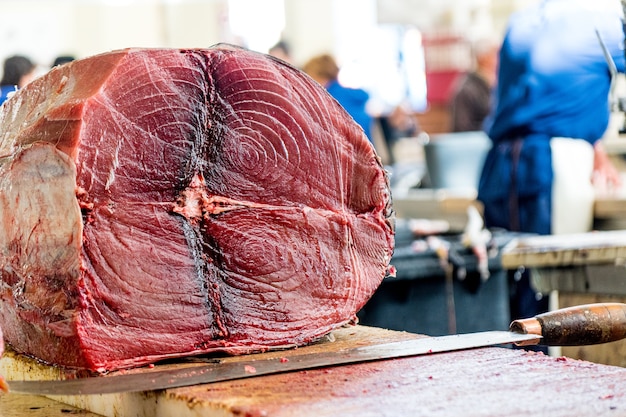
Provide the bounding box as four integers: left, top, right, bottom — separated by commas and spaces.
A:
5, 303, 626, 396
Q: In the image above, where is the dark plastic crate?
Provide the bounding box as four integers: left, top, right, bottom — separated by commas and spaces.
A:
357, 230, 518, 336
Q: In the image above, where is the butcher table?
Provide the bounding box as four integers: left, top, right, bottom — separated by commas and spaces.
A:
1, 325, 625, 417
501, 230, 626, 366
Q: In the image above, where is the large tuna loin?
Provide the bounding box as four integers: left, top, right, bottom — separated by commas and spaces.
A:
0, 326, 6, 392
0, 46, 394, 371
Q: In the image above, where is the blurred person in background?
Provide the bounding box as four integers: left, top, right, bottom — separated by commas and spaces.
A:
449, 37, 499, 132
0, 55, 36, 105
303, 53, 373, 143
477, 0, 624, 337
52, 55, 75, 68
268, 40, 294, 66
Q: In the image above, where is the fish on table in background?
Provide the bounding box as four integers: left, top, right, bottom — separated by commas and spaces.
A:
461, 205, 493, 282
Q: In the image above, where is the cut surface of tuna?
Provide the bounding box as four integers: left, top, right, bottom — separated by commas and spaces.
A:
0, 45, 394, 371
0, 326, 6, 392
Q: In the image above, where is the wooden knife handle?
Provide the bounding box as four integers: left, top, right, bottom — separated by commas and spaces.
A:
510, 303, 626, 346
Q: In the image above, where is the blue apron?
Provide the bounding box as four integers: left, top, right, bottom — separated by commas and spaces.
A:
478, 134, 552, 235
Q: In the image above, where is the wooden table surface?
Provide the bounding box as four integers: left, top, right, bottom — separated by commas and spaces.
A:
500, 229, 626, 269
2, 325, 626, 417
0, 392, 102, 416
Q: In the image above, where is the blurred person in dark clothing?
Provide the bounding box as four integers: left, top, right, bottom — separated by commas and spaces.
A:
449, 38, 499, 132
0, 55, 36, 105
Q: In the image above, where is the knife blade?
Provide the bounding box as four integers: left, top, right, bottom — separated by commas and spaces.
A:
6, 330, 540, 396
5, 302, 626, 396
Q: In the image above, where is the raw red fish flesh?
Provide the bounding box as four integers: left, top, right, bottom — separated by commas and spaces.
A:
0, 45, 394, 371
0, 326, 7, 392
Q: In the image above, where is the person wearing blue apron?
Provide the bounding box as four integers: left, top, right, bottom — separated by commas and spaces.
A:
478, 0, 625, 332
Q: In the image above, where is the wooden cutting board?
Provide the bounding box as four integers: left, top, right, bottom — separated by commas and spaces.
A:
0, 391, 103, 417
2, 325, 626, 417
